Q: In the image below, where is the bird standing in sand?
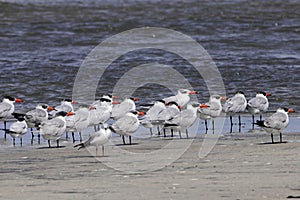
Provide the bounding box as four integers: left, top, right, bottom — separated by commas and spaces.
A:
256, 107, 294, 144
74, 124, 112, 157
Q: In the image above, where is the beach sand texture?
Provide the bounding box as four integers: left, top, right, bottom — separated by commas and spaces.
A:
0, 132, 299, 200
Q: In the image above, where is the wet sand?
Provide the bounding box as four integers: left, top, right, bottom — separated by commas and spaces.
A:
0, 131, 299, 200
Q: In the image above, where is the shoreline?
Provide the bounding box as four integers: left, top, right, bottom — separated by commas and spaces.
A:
0, 132, 299, 200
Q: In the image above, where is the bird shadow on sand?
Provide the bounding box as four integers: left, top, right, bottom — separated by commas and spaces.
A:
257, 141, 288, 145
114, 143, 139, 146
65, 155, 110, 159
36, 146, 66, 149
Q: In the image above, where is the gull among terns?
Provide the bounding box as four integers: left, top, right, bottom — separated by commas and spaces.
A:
256, 107, 294, 144
164, 102, 201, 138
109, 111, 144, 145
163, 89, 197, 108
247, 91, 271, 124
0, 96, 23, 140
38, 111, 75, 148
6, 113, 28, 146
25, 104, 54, 144
198, 95, 226, 132
223, 91, 247, 131
74, 124, 112, 157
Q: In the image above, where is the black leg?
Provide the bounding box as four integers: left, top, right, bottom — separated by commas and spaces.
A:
186, 129, 188, 138
20, 137, 22, 147
38, 134, 40, 144
66, 132, 68, 140
122, 135, 125, 145
13, 138, 15, 147
56, 140, 59, 148
280, 132, 282, 143
31, 128, 34, 145
4, 121, 7, 140
129, 136, 132, 145
163, 128, 166, 137
212, 119, 215, 131
157, 126, 160, 135
79, 132, 82, 142
230, 116, 233, 126
238, 115, 242, 126
252, 115, 255, 125
260, 114, 262, 121
179, 130, 182, 139
48, 140, 51, 148
150, 128, 153, 136
72, 132, 75, 143
171, 129, 174, 137
204, 120, 208, 134
271, 133, 274, 144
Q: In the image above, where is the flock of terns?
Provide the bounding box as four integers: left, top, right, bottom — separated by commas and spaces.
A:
0, 89, 295, 156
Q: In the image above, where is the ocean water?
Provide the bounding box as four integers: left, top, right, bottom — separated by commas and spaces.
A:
0, 0, 299, 112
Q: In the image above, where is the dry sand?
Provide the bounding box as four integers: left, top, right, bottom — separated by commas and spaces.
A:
0, 132, 300, 200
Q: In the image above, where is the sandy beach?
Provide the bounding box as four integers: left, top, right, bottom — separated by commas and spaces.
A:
0, 130, 299, 200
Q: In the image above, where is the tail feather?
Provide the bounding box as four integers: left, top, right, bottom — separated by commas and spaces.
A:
255, 120, 266, 127
74, 143, 85, 150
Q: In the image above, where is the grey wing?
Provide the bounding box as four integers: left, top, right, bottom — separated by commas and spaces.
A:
112, 102, 133, 119
9, 122, 27, 133
56, 104, 72, 112
163, 95, 177, 103
115, 115, 139, 133
228, 96, 246, 112
248, 96, 267, 110
166, 112, 182, 125
264, 112, 287, 129
40, 118, 65, 135
146, 105, 165, 120
223, 98, 233, 112
0, 102, 12, 117
26, 109, 47, 122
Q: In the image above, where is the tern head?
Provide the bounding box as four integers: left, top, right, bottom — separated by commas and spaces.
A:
210, 95, 227, 101
257, 91, 271, 97
130, 110, 145, 116
55, 111, 75, 117
178, 89, 197, 95
3, 96, 23, 103
130, 97, 139, 102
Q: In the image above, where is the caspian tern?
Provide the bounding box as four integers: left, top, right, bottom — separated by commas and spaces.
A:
198, 95, 226, 132
49, 99, 77, 118
74, 124, 112, 157
163, 89, 197, 108
111, 97, 138, 120
256, 107, 294, 143
38, 111, 75, 148
140, 99, 166, 136
5, 113, 28, 147
0, 96, 23, 139
164, 102, 201, 138
74, 105, 94, 142
247, 91, 271, 124
223, 91, 247, 131
109, 111, 144, 145
25, 104, 54, 144
154, 101, 181, 137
